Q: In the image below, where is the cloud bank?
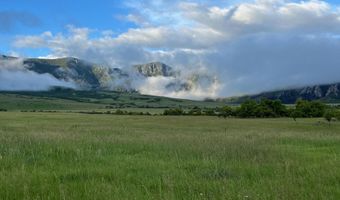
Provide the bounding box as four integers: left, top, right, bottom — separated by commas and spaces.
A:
0, 58, 75, 91
10, 0, 340, 98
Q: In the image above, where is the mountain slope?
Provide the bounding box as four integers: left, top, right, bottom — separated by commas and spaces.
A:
24, 57, 102, 89
1, 55, 217, 96
0, 89, 224, 111
2, 56, 172, 90
225, 83, 340, 104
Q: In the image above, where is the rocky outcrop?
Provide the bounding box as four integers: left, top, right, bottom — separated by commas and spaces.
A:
133, 62, 175, 77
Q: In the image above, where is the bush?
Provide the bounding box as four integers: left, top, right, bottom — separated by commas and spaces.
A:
324, 109, 337, 125
115, 109, 125, 115
0, 108, 7, 112
163, 108, 184, 115
236, 100, 258, 118
217, 106, 233, 118
188, 107, 202, 116
290, 109, 304, 122
258, 99, 288, 117
235, 99, 288, 118
203, 109, 216, 116
295, 100, 326, 118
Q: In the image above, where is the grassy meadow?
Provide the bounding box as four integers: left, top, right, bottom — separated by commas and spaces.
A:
0, 90, 224, 111
0, 112, 339, 199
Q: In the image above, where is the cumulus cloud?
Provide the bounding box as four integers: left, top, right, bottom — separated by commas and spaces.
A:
10, 0, 340, 98
0, 58, 75, 91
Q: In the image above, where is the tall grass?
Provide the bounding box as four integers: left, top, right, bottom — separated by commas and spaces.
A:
0, 112, 339, 199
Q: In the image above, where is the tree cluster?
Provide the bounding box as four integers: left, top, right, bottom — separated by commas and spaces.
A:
163, 99, 337, 120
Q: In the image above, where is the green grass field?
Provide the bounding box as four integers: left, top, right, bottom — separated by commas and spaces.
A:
0, 90, 225, 111
0, 112, 339, 199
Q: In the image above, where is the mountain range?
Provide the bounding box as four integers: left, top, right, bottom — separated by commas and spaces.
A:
1, 55, 340, 103
224, 83, 340, 104
1, 55, 188, 90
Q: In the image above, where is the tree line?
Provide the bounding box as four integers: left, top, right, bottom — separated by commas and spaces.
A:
163, 99, 340, 121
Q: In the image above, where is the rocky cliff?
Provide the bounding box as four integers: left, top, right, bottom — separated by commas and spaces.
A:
133, 62, 176, 77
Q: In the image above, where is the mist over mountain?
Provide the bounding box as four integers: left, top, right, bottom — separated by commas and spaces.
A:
1, 55, 340, 102
0, 55, 219, 99
3, 1, 340, 100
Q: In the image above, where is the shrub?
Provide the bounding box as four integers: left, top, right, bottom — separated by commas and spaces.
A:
163, 108, 184, 115
290, 109, 304, 122
115, 109, 124, 115
188, 106, 202, 116
295, 100, 326, 118
217, 106, 233, 118
235, 99, 288, 118
324, 109, 336, 125
203, 109, 216, 116
0, 108, 7, 112
236, 100, 258, 118
258, 99, 288, 117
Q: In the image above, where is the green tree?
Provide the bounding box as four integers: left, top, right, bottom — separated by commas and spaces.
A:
163, 108, 184, 115
236, 100, 258, 118
324, 109, 336, 126
188, 106, 202, 116
203, 108, 216, 116
217, 106, 233, 118
310, 101, 327, 117
290, 109, 303, 122
257, 99, 287, 117
295, 100, 326, 118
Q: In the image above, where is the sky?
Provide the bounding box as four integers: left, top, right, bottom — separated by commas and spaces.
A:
1, 0, 340, 98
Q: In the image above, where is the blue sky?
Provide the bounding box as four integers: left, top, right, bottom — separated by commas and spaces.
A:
1, 0, 340, 98
0, 0, 136, 55
1, 0, 132, 32
0, 0, 338, 56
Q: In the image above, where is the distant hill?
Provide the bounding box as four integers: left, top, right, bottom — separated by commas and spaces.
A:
224, 83, 340, 104
0, 89, 224, 111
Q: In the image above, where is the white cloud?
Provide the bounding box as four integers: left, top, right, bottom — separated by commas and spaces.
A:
9, 0, 340, 98
0, 58, 76, 90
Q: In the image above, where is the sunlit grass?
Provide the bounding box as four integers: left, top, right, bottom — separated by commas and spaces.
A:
0, 112, 339, 199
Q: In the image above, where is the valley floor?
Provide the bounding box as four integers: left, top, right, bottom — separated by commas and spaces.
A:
0, 113, 339, 199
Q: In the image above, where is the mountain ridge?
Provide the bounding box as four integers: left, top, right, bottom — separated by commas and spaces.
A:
0, 55, 198, 93
1, 55, 340, 103
224, 82, 340, 104
1, 55, 175, 89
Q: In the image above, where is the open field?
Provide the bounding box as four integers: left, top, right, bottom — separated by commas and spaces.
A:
0, 112, 339, 199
